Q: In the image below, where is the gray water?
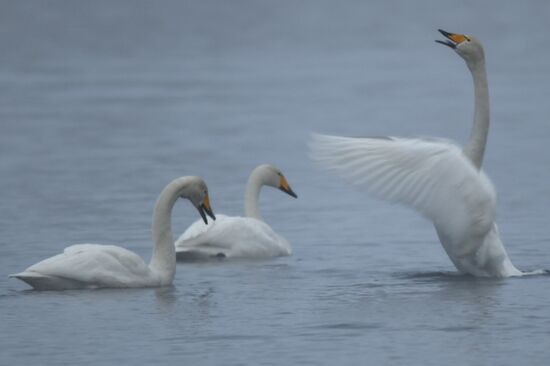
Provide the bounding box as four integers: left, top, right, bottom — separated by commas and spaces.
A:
1, 1, 550, 365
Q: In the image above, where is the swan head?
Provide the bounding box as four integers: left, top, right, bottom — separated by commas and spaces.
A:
256, 164, 298, 199
436, 29, 485, 65
181, 177, 216, 224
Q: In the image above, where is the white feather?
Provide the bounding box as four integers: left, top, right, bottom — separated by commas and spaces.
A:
175, 165, 296, 261
176, 215, 291, 260
10, 176, 211, 290
310, 134, 521, 277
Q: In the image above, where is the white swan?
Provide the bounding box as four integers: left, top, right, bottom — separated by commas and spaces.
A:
175, 164, 297, 260
309, 29, 522, 278
10, 176, 216, 290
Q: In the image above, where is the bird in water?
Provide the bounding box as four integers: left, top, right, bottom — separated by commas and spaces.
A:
310, 29, 522, 278
175, 164, 297, 261
11, 176, 216, 290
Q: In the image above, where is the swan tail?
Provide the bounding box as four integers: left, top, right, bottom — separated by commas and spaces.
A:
9, 272, 89, 290
9, 271, 45, 280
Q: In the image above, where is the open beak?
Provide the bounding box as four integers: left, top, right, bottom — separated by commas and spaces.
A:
279, 176, 298, 199
435, 29, 468, 49
197, 194, 216, 224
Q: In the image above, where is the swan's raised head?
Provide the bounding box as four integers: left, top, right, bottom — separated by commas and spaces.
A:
256, 164, 298, 199
436, 29, 485, 65
181, 177, 216, 224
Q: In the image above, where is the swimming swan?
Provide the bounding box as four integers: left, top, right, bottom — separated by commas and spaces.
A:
175, 164, 297, 260
309, 29, 522, 278
10, 176, 216, 290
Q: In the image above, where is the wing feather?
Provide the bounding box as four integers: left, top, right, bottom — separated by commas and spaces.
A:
309, 134, 497, 241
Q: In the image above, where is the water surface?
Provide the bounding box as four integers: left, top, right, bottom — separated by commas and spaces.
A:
1, 1, 550, 365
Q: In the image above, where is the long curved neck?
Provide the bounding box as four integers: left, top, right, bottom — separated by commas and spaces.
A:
463, 59, 490, 170
244, 169, 265, 219
149, 179, 187, 284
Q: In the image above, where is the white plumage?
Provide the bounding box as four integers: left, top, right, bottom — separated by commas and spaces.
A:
12, 244, 155, 290
10, 176, 216, 290
176, 164, 297, 260
309, 30, 522, 277
176, 215, 291, 260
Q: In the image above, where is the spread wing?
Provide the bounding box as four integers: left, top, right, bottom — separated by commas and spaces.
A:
309, 134, 497, 241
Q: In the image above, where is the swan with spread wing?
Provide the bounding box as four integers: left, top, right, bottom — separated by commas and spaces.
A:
310, 30, 522, 278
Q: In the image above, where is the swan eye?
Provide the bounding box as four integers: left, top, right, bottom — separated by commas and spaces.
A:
465, 36, 471, 42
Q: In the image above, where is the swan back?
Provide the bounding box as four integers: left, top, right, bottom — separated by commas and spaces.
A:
176, 215, 291, 260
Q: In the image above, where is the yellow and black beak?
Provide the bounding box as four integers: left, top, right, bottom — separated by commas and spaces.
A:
436, 29, 468, 49
279, 175, 298, 199
197, 194, 216, 224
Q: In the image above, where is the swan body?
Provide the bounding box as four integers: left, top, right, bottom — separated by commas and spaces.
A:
10, 176, 216, 290
310, 30, 521, 278
176, 215, 291, 260
176, 164, 297, 260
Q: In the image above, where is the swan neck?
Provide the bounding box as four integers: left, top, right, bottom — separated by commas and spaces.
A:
149, 179, 186, 284
464, 59, 490, 170
244, 170, 264, 219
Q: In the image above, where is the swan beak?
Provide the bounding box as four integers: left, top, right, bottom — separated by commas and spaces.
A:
436, 29, 467, 49
279, 176, 298, 198
198, 195, 216, 224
